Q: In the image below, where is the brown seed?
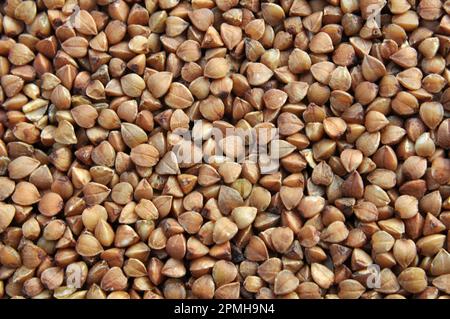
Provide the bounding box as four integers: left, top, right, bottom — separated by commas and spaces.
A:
257, 258, 282, 284
71, 104, 98, 128
130, 144, 159, 167
416, 234, 446, 257
298, 196, 325, 218
192, 275, 215, 299
231, 206, 257, 229
277, 112, 304, 136
329, 67, 352, 91
121, 74, 145, 97
338, 279, 366, 299
219, 135, 246, 159
245, 236, 269, 262
246, 63, 274, 86
123, 258, 147, 278
375, 268, 400, 294
261, 3, 285, 25
398, 267, 428, 294
176, 40, 201, 62
14, 1, 37, 25
367, 169, 396, 189
220, 23, 242, 50
430, 158, 450, 185
432, 274, 450, 294
23, 278, 44, 298
74, 10, 98, 36
147, 72, 173, 98
361, 55, 386, 82
354, 201, 379, 222
213, 217, 238, 244
244, 19, 265, 40
288, 49, 311, 74
393, 239, 416, 268
165, 83, 194, 109
311, 263, 335, 289
340, 149, 363, 173
403, 156, 427, 180
2, 74, 25, 97
309, 32, 334, 53
279, 186, 303, 210
395, 195, 419, 219
38, 192, 64, 217
298, 225, 321, 248
8, 156, 40, 179
214, 282, 240, 299
12, 182, 41, 206
178, 211, 203, 234
112, 182, 134, 205
76, 233, 104, 257
54, 120, 77, 145
19, 242, 45, 269
9, 43, 35, 66
212, 260, 237, 287
204, 58, 229, 79
321, 221, 349, 243
188, 8, 214, 32
0, 203, 15, 233
390, 46, 418, 68
263, 89, 288, 110
397, 67, 423, 90
271, 227, 294, 254
162, 258, 186, 278
310, 62, 335, 85
0, 245, 21, 268
218, 162, 242, 184
95, 219, 115, 247
101, 267, 128, 291
40, 267, 64, 290
274, 270, 299, 295
243, 275, 265, 293
365, 111, 389, 133
217, 186, 244, 215
120, 123, 148, 148
371, 231, 395, 254
341, 171, 364, 199
323, 117, 347, 139
61, 37, 89, 58
312, 161, 334, 186
115, 225, 140, 248
419, 102, 444, 130
165, 234, 186, 260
